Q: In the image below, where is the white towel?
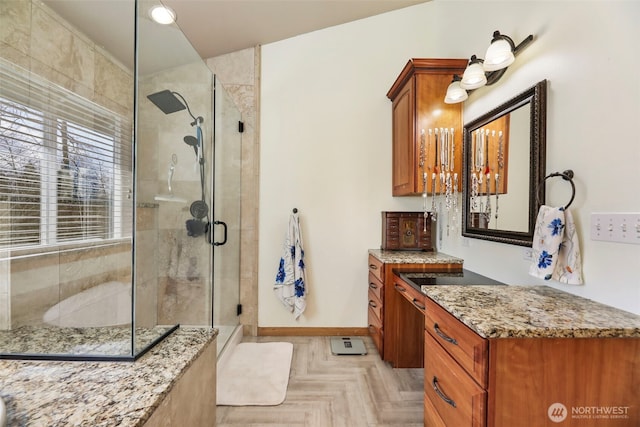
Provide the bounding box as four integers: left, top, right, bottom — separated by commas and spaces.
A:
529, 205, 583, 284
274, 212, 307, 319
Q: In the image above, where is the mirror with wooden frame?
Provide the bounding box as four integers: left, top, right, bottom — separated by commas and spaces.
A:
462, 80, 547, 246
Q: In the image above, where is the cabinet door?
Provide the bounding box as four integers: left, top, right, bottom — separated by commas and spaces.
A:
425, 331, 486, 427
391, 80, 415, 196
387, 58, 467, 197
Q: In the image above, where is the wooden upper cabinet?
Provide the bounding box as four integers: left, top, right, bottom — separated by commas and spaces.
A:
387, 58, 468, 196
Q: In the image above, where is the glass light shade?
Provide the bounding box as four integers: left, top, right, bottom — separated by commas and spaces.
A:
460, 62, 487, 90
149, 5, 176, 24
444, 80, 468, 104
484, 38, 515, 71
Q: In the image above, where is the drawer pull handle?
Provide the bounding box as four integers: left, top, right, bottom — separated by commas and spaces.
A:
369, 264, 378, 270
412, 298, 425, 311
432, 376, 457, 408
368, 300, 377, 308
369, 282, 378, 290
394, 284, 407, 292
434, 323, 458, 345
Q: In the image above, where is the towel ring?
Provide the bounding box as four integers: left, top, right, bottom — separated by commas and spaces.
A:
538, 169, 575, 209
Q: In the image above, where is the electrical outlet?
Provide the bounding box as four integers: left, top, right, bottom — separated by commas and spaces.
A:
591, 212, 640, 245
522, 248, 533, 261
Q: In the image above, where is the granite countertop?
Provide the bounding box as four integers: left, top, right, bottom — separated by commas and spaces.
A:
0, 327, 217, 427
369, 249, 463, 265
422, 285, 640, 339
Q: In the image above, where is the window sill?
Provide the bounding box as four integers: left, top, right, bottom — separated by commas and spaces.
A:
0, 238, 131, 261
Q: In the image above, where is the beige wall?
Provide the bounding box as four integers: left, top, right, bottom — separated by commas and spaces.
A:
258, 0, 640, 331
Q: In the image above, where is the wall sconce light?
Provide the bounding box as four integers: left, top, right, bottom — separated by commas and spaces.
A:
444, 30, 534, 103
460, 55, 487, 90
444, 75, 468, 104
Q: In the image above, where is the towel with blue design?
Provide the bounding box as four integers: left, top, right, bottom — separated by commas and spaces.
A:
529, 205, 583, 284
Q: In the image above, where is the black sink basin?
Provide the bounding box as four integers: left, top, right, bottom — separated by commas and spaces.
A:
399, 269, 505, 287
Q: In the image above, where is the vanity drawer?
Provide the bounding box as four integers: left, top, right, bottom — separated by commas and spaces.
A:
368, 254, 384, 282
368, 290, 383, 322
368, 271, 383, 302
393, 276, 425, 314
425, 331, 486, 427
368, 306, 383, 354
425, 298, 488, 387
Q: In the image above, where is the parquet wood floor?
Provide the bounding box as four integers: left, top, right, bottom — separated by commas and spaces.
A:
216, 335, 424, 426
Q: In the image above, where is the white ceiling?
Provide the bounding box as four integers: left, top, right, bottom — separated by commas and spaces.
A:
43, 0, 429, 72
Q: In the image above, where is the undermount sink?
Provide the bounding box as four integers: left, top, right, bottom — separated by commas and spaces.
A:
0, 395, 6, 427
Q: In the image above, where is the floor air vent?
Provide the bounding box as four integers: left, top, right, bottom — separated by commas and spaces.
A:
330, 337, 367, 355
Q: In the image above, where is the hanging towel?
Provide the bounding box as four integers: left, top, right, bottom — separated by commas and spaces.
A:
274, 212, 307, 319
529, 205, 583, 284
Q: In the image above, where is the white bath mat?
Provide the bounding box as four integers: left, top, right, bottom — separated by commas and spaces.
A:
217, 342, 293, 406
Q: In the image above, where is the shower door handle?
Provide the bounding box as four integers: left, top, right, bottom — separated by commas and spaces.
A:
212, 220, 227, 246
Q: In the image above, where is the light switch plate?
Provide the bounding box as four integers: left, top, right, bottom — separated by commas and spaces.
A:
590, 212, 640, 245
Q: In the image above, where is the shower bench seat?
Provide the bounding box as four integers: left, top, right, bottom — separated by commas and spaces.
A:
0, 327, 217, 426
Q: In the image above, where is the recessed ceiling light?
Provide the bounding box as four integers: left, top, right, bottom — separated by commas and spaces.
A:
149, 5, 176, 25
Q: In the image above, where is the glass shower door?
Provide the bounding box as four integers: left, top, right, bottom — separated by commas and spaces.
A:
211, 77, 241, 355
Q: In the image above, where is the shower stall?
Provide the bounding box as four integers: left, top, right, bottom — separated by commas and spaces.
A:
0, 0, 241, 360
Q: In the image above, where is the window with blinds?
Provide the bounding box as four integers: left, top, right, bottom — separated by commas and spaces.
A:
0, 59, 133, 250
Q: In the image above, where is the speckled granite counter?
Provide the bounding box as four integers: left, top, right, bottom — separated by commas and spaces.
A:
0, 327, 217, 426
369, 249, 463, 265
422, 285, 640, 339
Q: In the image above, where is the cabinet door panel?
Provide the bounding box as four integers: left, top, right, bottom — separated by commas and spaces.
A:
391, 82, 414, 196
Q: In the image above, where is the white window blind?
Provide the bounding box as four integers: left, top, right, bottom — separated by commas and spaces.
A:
0, 58, 133, 249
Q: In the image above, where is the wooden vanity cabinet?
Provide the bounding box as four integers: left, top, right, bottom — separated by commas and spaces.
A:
387, 58, 467, 196
367, 254, 461, 367
423, 298, 640, 427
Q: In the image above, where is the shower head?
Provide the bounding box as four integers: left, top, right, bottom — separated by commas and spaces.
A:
147, 89, 203, 126
147, 90, 186, 115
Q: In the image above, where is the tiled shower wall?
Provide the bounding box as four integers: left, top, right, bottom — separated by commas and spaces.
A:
208, 48, 260, 336
0, 0, 134, 329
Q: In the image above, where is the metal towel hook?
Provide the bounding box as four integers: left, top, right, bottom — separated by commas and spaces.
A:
538, 169, 576, 209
